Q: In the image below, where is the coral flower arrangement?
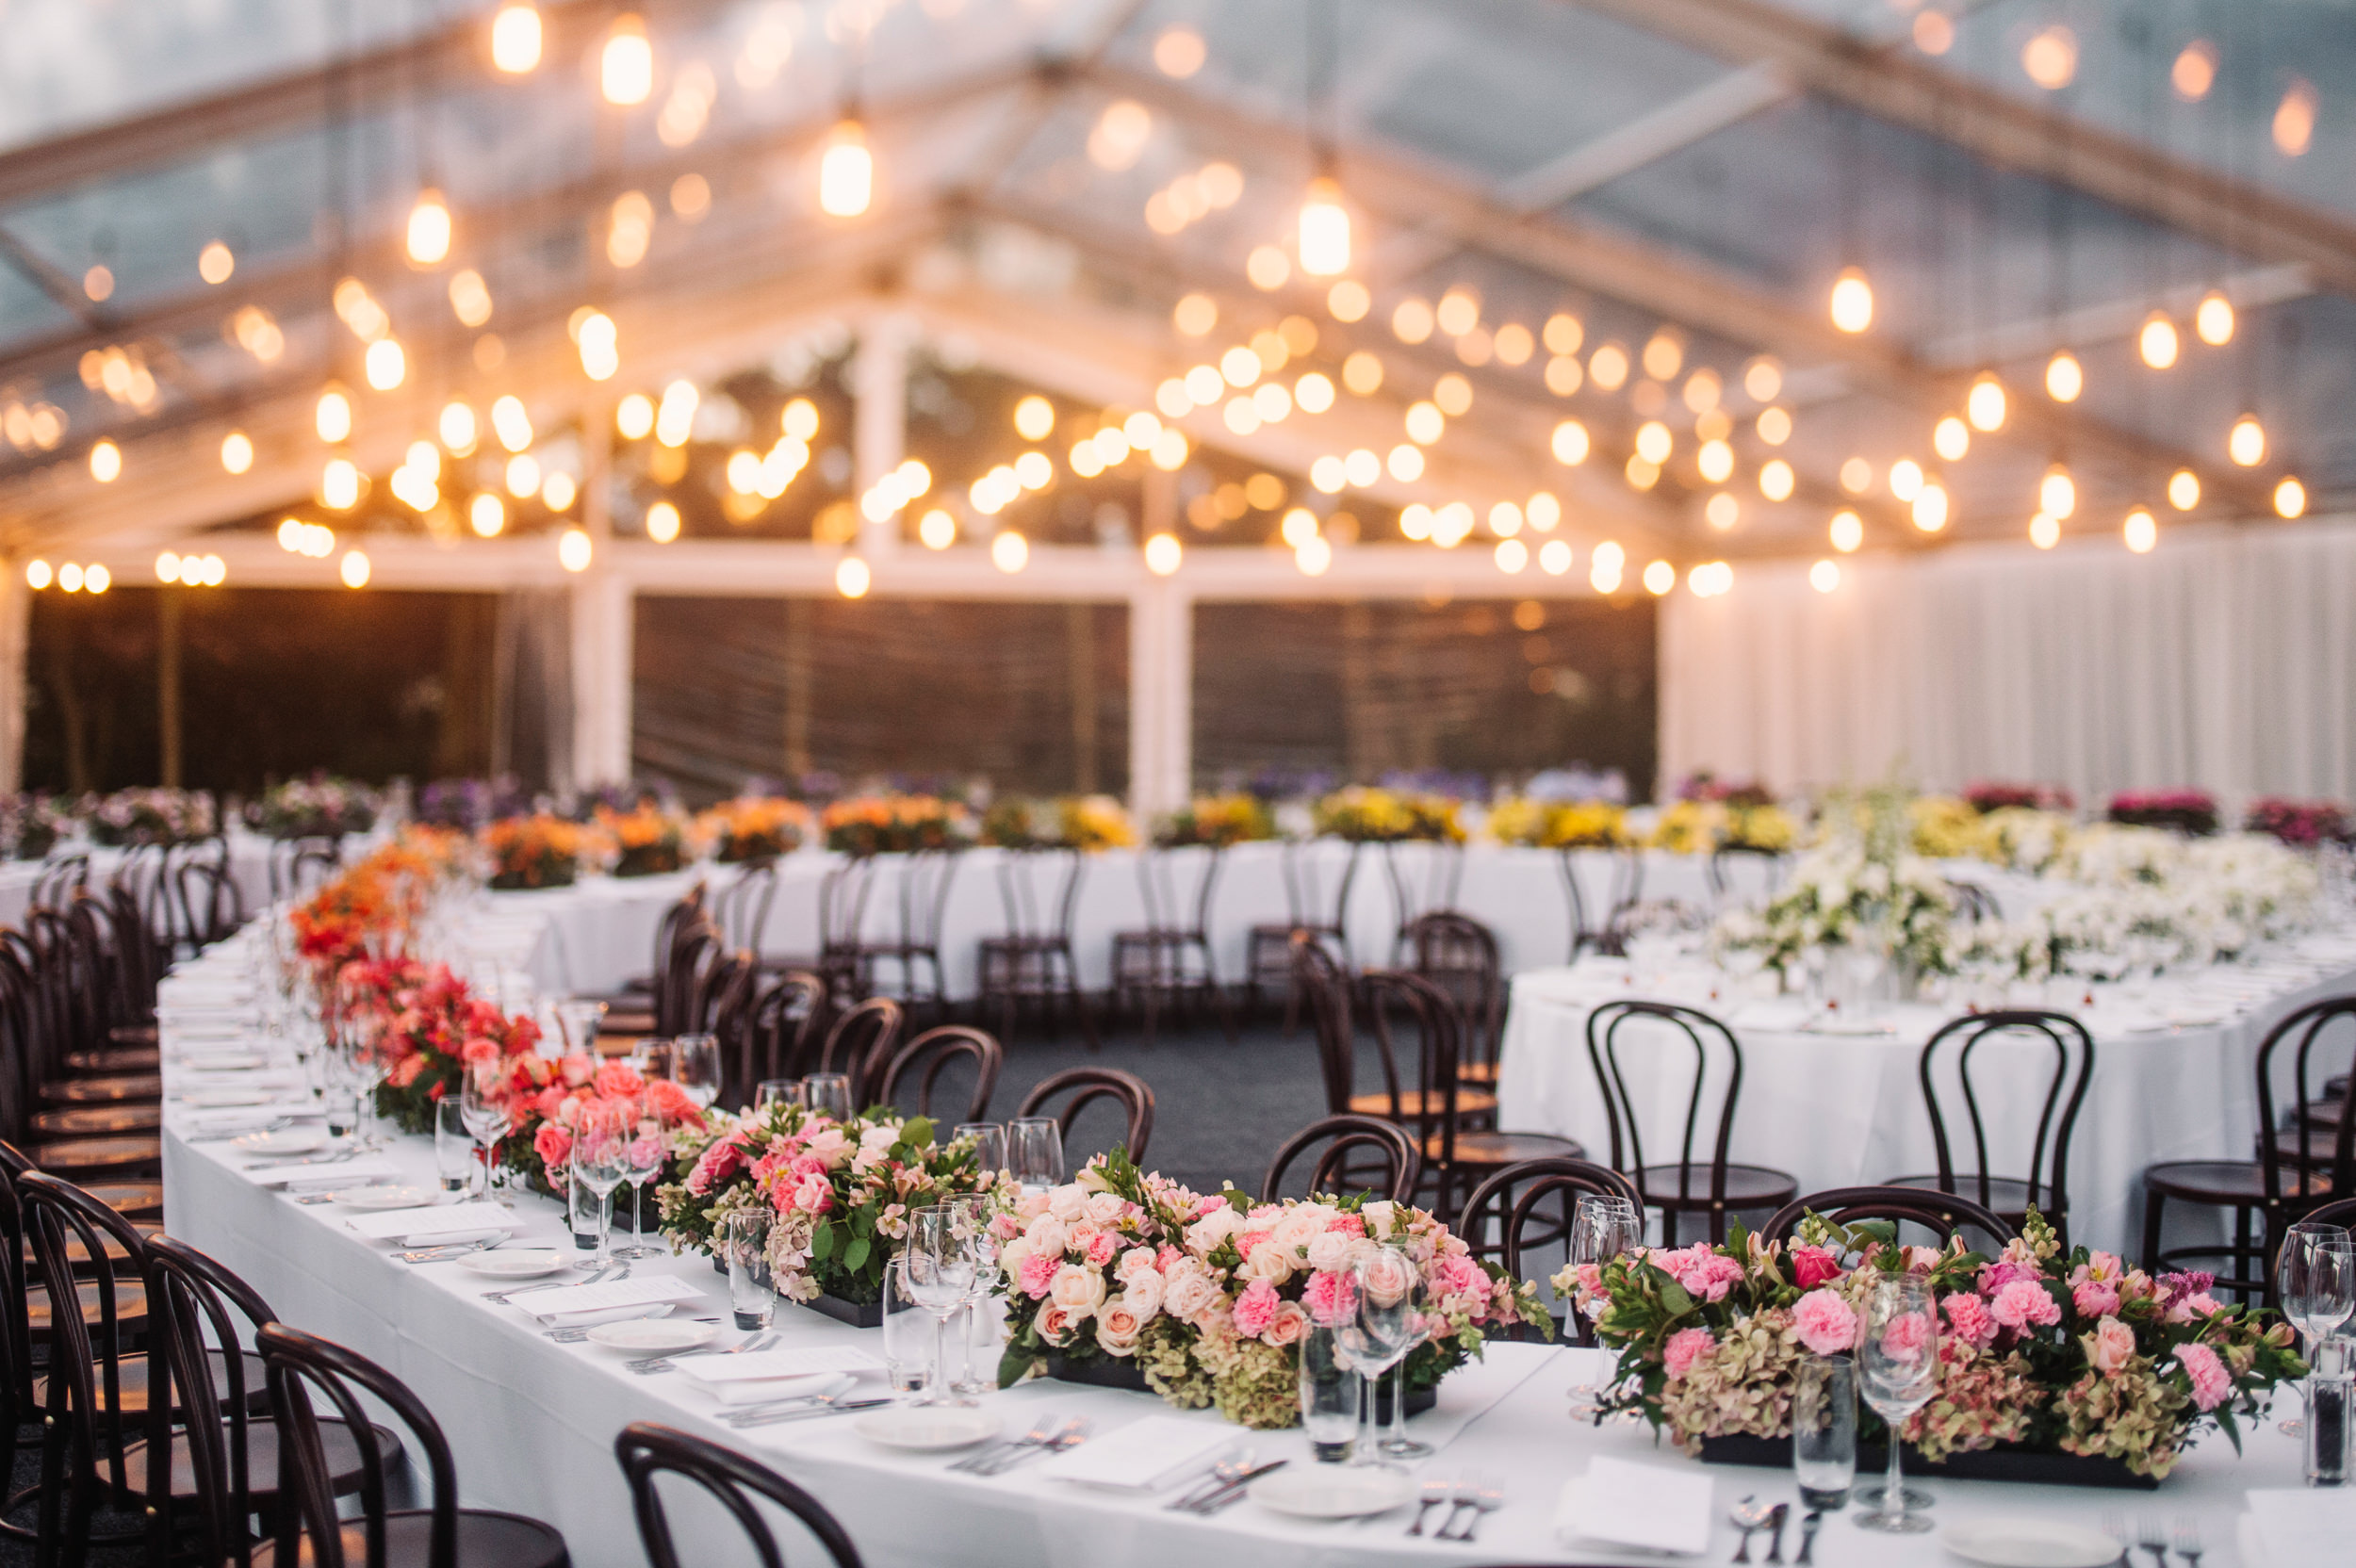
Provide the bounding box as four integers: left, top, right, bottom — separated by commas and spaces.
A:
1562, 1210, 2300, 1482
820, 795, 973, 857
595, 802, 691, 877
698, 796, 812, 862
483, 813, 583, 890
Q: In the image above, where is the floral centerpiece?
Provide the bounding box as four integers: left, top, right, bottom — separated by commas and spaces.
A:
248, 775, 380, 839
1975, 807, 2075, 874
2244, 797, 2353, 848
2108, 790, 2219, 837
1650, 799, 1797, 856
483, 813, 582, 890
348, 957, 549, 1135
820, 795, 973, 857
698, 796, 811, 861
499, 1056, 709, 1199
1491, 797, 1628, 849
1964, 781, 2074, 814
1562, 1210, 2300, 1484
595, 802, 691, 877
0, 794, 67, 860
658, 1102, 996, 1323
1313, 786, 1463, 843
992, 1151, 1551, 1429
981, 795, 1135, 852
286, 830, 463, 980
1155, 793, 1275, 847
85, 787, 214, 846
1714, 842, 1955, 983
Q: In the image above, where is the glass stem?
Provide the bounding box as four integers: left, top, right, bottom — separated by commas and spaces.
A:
594, 1189, 613, 1266
1882, 1429, 1906, 1523
1386, 1363, 1408, 1449
933, 1313, 950, 1403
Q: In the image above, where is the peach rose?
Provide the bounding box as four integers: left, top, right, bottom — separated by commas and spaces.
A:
1085, 1190, 1128, 1225
2087, 1315, 2135, 1376
1096, 1296, 1144, 1356
1117, 1247, 1161, 1285
1048, 1184, 1088, 1222
1121, 1267, 1164, 1319
1262, 1299, 1310, 1348
1163, 1268, 1220, 1324
1038, 1302, 1082, 1345
1241, 1239, 1296, 1284
1049, 1263, 1107, 1315
1304, 1230, 1355, 1272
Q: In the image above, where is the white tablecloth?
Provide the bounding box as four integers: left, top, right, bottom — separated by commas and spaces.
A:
159, 923, 2306, 1568
1496, 931, 2356, 1258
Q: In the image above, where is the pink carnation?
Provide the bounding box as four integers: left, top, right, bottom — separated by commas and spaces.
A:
1302, 1268, 1356, 1327
1788, 1245, 1841, 1289
1942, 1291, 1997, 1348
1988, 1278, 2062, 1331
1432, 1252, 1485, 1300
1661, 1326, 1715, 1380
1232, 1279, 1281, 1338
1325, 1213, 1366, 1234
1085, 1231, 1120, 1268
1017, 1251, 1059, 1299
1792, 1288, 1858, 1356
2173, 1342, 2232, 1411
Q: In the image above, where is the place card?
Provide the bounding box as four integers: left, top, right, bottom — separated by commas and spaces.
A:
512, 1274, 708, 1322
1553, 1456, 1714, 1557
1036, 1414, 1233, 1493
677, 1347, 881, 1403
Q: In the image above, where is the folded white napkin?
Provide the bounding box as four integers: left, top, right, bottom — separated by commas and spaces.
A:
677, 1348, 882, 1404
1036, 1414, 1235, 1492
179, 1054, 271, 1072
183, 1103, 315, 1131
511, 1275, 708, 1324
347, 1202, 519, 1242
546, 1301, 685, 1330
1553, 1457, 1714, 1557
243, 1156, 402, 1189
2243, 1489, 2356, 1567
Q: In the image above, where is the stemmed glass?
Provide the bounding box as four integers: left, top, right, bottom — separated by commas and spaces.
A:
458, 1067, 510, 1202
755, 1079, 803, 1112
614, 1092, 668, 1259
1339, 1243, 1424, 1468
672, 1034, 722, 1112
2277, 1222, 2356, 1436
943, 1193, 1001, 1400
1854, 1274, 1939, 1534
1566, 1194, 1642, 1410
568, 1103, 631, 1268
803, 1073, 854, 1121
1008, 1118, 1065, 1196
955, 1122, 1008, 1180
902, 1205, 977, 1404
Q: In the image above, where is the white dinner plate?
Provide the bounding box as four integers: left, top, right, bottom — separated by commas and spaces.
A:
334, 1185, 439, 1211
183, 1088, 275, 1107
457, 1249, 574, 1280
232, 1129, 326, 1155
850, 1407, 1000, 1452
1942, 1516, 2125, 1568
1248, 1466, 1414, 1520
584, 1318, 717, 1354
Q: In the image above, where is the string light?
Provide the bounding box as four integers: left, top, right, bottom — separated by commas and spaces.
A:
1829, 510, 1863, 552
490, 4, 542, 74
1550, 420, 1590, 466
1298, 177, 1350, 276
2195, 290, 2235, 346
1756, 407, 1792, 446
1539, 539, 1572, 575
320, 458, 361, 510
198, 241, 235, 285
1911, 480, 1949, 532
406, 189, 452, 266
365, 337, 406, 390
819, 122, 874, 218
1967, 375, 2007, 433
2045, 351, 2083, 402
1643, 559, 1675, 596
492, 396, 533, 452
2228, 414, 2266, 466
449, 269, 494, 328
1889, 458, 1923, 502
601, 15, 653, 106
1933, 416, 1970, 462
220, 431, 253, 474
833, 556, 870, 598
2167, 469, 2201, 511
2039, 465, 2076, 519
991, 531, 1029, 573
506, 453, 542, 498
1705, 494, 1740, 531
576, 310, 618, 380
2137, 312, 2180, 369
339, 550, 370, 589
1809, 559, 1841, 594
646, 500, 680, 543
2029, 512, 2061, 549
470, 494, 505, 537
1590, 541, 1625, 594
316, 386, 352, 443
1634, 421, 1672, 465
22, 561, 48, 590
1294, 535, 1333, 576
2123, 507, 2158, 553
1840, 458, 1873, 494
1828, 267, 1873, 333
1759, 459, 1795, 502
89, 440, 121, 482
1697, 438, 1734, 484
1494, 539, 1529, 573
440, 400, 478, 454
558, 528, 593, 572
2275, 477, 2308, 519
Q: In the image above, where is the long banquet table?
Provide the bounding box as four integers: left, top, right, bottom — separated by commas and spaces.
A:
162, 919, 2314, 1567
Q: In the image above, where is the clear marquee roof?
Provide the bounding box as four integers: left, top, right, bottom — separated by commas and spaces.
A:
0, 0, 2350, 566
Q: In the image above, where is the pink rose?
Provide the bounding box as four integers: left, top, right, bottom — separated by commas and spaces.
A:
1037, 1302, 1081, 1346
1232, 1278, 1280, 1338
2167, 1293, 2224, 1324
532, 1121, 572, 1171
791, 1177, 832, 1215
1662, 1326, 1715, 1380
1792, 1288, 1859, 1356
1302, 1268, 1356, 1327
1118, 1247, 1161, 1284
559, 1052, 594, 1086
1976, 1259, 2040, 1297
1988, 1278, 2062, 1331
1432, 1252, 1485, 1302
593, 1062, 645, 1100
1017, 1251, 1059, 1299
2087, 1315, 2136, 1375
2173, 1342, 2232, 1411
2073, 1281, 2121, 1319
1263, 1300, 1310, 1348
1788, 1245, 1841, 1289
1942, 1291, 1997, 1348
1096, 1297, 1144, 1355
460, 1036, 499, 1065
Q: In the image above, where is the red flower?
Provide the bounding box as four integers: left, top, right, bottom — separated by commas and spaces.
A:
1789, 1245, 1841, 1288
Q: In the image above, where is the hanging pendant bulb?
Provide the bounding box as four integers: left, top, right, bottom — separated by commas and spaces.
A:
490, 4, 543, 74
1297, 177, 1350, 277
2167, 468, 2201, 511
1933, 416, 1970, 462
2228, 414, 2266, 466
2275, 477, 2308, 518
2039, 464, 2077, 519
601, 14, 652, 106
2045, 350, 2084, 402
315, 384, 352, 443
405, 188, 452, 267
1828, 266, 1873, 334
1967, 374, 2007, 433
2195, 289, 2235, 347
2137, 311, 2180, 369
819, 122, 874, 218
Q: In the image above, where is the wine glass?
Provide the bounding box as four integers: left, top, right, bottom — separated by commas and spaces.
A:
754, 1079, 803, 1112
2278, 1222, 2356, 1436
458, 1067, 509, 1202
902, 1205, 977, 1404
943, 1193, 1000, 1399
1339, 1243, 1424, 1468
1854, 1274, 1939, 1534
1007, 1117, 1065, 1196
803, 1072, 854, 1121
629, 1037, 676, 1082
568, 1103, 631, 1268
955, 1121, 1008, 1180
1565, 1193, 1642, 1408
614, 1093, 669, 1259
672, 1034, 722, 1111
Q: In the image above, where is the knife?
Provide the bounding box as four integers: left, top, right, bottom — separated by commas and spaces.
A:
724, 1396, 892, 1429
1795, 1509, 1823, 1566
1765, 1502, 1790, 1563
1184, 1459, 1287, 1513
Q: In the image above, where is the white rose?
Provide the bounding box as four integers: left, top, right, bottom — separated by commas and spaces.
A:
1359, 1200, 1398, 1239
1023, 1215, 1069, 1259
1271, 1205, 1326, 1253
998, 1235, 1033, 1280
1163, 1269, 1219, 1323
1304, 1230, 1354, 1272
1047, 1184, 1087, 1222
1242, 1239, 1295, 1284
1117, 1246, 1161, 1285
1084, 1190, 1127, 1225
1049, 1263, 1107, 1314
1121, 1268, 1164, 1318
1185, 1207, 1244, 1255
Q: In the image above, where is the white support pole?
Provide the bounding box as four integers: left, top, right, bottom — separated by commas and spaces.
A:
851, 311, 913, 558
569, 568, 633, 787
0, 568, 25, 793
1127, 579, 1191, 818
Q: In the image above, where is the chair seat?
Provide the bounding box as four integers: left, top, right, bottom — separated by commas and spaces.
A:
33, 1102, 161, 1137
1636, 1162, 1800, 1210
2144, 1158, 2333, 1203
599, 1010, 657, 1036
124, 1413, 394, 1498
2260, 1126, 2355, 1166
1426, 1130, 1585, 1167
252, 1509, 569, 1568
32, 1348, 268, 1415
76, 1179, 165, 1220
29, 1277, 149, 1337
1455, 1061, 1499, 1086
63, 1045, 160, 1073
40, 1072, 162, 1105
1350, 1087, 1497, 1119
1882, 1173, 2048, 1217
26, 1135, 161, 1179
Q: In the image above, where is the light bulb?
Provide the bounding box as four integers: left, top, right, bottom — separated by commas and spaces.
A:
558, 527, 593, 572
316, 386, 352, 443
220, 431, 253, 474
601, 15, 652, 106
2229, 414, 2266, 466
1298, 177, 1350, 277
2045, 351, 2083, 402
1889, 458, 1923, 502
1829, 510, 1863, 553
2137, 311, 2180, 369
405, 188, 451, 266
1142, 533, 1183, 576
2029, 512, 2061, 549
1013, 396, 1055, 441
2123, 507, 2158, 553
1809, 560, 1841, 594
2039, 465, 2076, 519
1643, 560, 1676, 596
646, 500, 680, 542
819, 122, 873, 218
321, 457, 360, 511
339, 550, 370, 589
1634, 420, 1672, 466
1759, 459, 1795, 502
1933, 416, 1970, 462
835, 556, 870, 598
490, 4, 542, 74
2195, 289, 2235, 346
2167, 469, 2201, 511
2275, 477, 2308, 518
365, 337, 405, 390
991, 531, 1029, 574
470, 493, 505, 537
1911, 480, 1949, 532
576, 310, 618, 380
1697, 438, 1734, 483
89, 440, 121, 482
439, 400, 478, 454
1828, 266, 1873, 333
492, 395, 532, 452
1967, 375, 2007, 433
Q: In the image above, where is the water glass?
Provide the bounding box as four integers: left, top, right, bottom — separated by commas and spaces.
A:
724, 1211, 777, 1331
672, 1034, 723, 1111
880, 1253, 932, 1401
955, 1121, 1008, 1179
2280, 1222, 2356, 1437
571, 1104, 631, 1266
1007, 1117, 1066, 1194
1854, 1275, 1939, 1534
755, 1078, 803, 1111
1793, 1353, 1857, 1509
323, 1086, 363, 1143
1299, 1324, 1361, 1462
2308, 1337, 2352, 1488
555, 999, 606, 1058
433, 1101, 473, 1194
567, 1166, 603, 1251
943, 1193, 1001, 1398
904, 1205, 978, 1402
803, 1072, 854, 1121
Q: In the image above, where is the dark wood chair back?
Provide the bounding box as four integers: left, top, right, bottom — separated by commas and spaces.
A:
749, 970, 830, 1086
1585, 998, 1747, 1220
142, 1236, 275, 1568
1557, 844, 1644, 959
1761, 1184, 2016, 1253
614, 1422, 862, 1568
1453, 1156, 1642, 1344
712, 859, 778, 955
1705, 845, 1785, 905
1400, 910, 1503, 1081
1290, 931, 1357, 1116
874, 1027, 1003, 1125
1917, 1009, 2096, 1247
2256, 997, 2356, 1211
817, 998, 904, 1109
1281, 837, 1360, 939
993, 847, 1086, 946
257, 1323, 453, 1568
30, 854, 89, 913
22, 1170, 148, 1547
1015, 1067, 1154, 1165
1260, 1114, 1420, 1203
1135, 843, 1222, 939
1379, 839, 1464, 960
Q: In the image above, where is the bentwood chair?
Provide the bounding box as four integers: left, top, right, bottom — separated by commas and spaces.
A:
816, 998, 904, 1111
30, 855, 90, 913
1585, 999, 1797, 1247
1295, 937, 1499, 1134
1245, 838, 1361, 1029
1016, 1067, 1155, 1166
739, 970, 829, 1101
1882, 1010, 2094, 1250
712, 858, 780, 956
1399, 910, 1505, 1091
1379, 839, 1465, 965
1110, 843, 1235, 1045
2142, 995, 2356, 1303
1557, 844, 1644, 960
600, 886, 710, 1037
1261, 1114, 1422, 1204
1705, 846, 1785, 908
1761, 1184, 2016, 1254
873, 1027, 1004, 1125
256, 1324, 567, 1568
615, 1423, 862, 1568
975, 847, 1096, 1050
851, 850, 963, 1021
1453, 1157, 1643, 1345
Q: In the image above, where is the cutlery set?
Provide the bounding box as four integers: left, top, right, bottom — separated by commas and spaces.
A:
628, 1329, 781, 1375
2105, 1511, 2205, 1568
948, 1415, 1091, 1477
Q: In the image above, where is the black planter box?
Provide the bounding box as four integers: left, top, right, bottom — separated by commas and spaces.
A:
1040, 1355, 1439, 1418
704, 1254, 885, 1329
1698, 1433, 2158, 1491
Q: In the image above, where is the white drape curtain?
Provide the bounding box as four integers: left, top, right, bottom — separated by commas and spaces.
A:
1659, 515, 2356, 805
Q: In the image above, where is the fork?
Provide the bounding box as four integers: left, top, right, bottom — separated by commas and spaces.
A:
2136, 1517, 2169, 1568
978, 1417, 1089, 1476
2170, 1517, 2203, 1568
1431, 1475, 1483, 1542
1404, 1474, 1453, 1536
626, 1328, 778, 1375
951, 1413, 1057, 1474
483, 1264, 609, 1305
1451, 1478, 1504, 1544
1165, 1452, 1256, 1511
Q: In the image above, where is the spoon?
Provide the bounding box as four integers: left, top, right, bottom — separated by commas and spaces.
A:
1730, 1495, 1775, 1563
1168, 1451, 1257, 1512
